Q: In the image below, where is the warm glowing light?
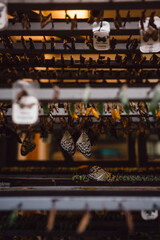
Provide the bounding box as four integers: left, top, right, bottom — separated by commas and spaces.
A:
22, 79, 33, 82
106, 80, 118, 83
34, 67, 47, 71
65, 10, 89, 19
50, 80, 59, 82
119, 80, 127, 83
33, 10, 89, 19
40, 79, 49, 83
148, 79, 159, 83
13, 36, 54, 42
78, 79, 90, 83
95, 80, 103, 83
63, 80, 76, 83
45, 54, 60, 60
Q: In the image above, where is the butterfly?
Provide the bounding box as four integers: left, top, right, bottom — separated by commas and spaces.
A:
21, 132, 36, 156
60, 130, 75, 156
88, 166, 115, 182
76, 131, 91, 158
88, 166, 106, 181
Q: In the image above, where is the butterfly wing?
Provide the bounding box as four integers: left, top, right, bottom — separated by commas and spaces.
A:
60, 130, 75, 155
76, 132, 91, 158
88, 166, 115, 182
88, 165, 106, 181
21, 134, 36, 156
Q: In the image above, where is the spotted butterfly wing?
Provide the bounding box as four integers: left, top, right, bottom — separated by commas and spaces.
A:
76, 132, 91, 158
88, 165, 106, 181
69, 139, 76, 156
60, 130, 75, 155
21, 133, 36, 156
88, 165, 116, 182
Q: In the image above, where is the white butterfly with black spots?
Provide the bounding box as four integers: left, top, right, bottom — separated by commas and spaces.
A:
60, 130, 75, 156
76, 131, 91, 158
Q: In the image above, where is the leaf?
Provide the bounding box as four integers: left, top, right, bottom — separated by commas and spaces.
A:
43, 103, 50, 114
150, 103, 158, 117
97, 102, 104, 115
124, 105, 130, 115
69, 102, 75, 116
8, 209, 18, 226
146, 102, 151, 112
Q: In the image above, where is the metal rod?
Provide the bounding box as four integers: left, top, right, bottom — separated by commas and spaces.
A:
0, 87, 155, 101
7, 1, 160, 11
0, 59, 158, 69
1, 195, 160, 210
0, 21, 139, 36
